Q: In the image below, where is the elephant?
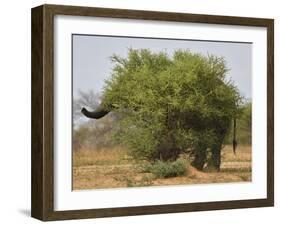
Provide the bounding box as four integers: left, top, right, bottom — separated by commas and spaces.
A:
81, 106, 237, 171
80, 49, 240, 171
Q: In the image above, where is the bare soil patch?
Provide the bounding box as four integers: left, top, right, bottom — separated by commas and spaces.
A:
73, 145, 251, 190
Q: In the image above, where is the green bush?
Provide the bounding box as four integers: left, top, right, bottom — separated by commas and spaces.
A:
102, 49, 241, 162
144, 159, 188, 178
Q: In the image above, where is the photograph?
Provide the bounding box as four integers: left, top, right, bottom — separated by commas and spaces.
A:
72, 35, 252, 190
30, 4, 274, 221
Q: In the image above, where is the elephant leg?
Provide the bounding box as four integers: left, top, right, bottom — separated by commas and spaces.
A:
161, 148, 181, 161
210, 146, 221, 171
155, 142, 180, 162
209, 138, 224, 172
156, 134, 182, 162
191, 146, 207, 171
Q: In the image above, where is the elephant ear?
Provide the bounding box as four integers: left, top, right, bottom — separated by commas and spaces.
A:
81, 106, 110, 119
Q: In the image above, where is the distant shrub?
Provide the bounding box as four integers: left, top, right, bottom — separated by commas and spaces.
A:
144, 159, 188, 178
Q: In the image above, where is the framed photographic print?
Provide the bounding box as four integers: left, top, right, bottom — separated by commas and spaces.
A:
31, 4, 274, 221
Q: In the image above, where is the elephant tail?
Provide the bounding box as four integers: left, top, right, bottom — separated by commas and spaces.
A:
232, 117, 237, 155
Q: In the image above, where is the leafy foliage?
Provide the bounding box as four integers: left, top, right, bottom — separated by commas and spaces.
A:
143, 159, 188, 178
101, 49, 241, 161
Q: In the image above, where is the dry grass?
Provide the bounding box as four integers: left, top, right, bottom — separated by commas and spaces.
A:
73, 145, 252, 190
222, 145, 252, 162
73, 146, 130, 167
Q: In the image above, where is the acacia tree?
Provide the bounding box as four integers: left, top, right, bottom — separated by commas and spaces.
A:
96, 49, 241, 168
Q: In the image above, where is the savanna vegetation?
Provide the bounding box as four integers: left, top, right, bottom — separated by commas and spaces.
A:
73, 49, 252, 189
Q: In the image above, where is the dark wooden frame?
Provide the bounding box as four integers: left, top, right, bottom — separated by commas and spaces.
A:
31, 4, 274, 221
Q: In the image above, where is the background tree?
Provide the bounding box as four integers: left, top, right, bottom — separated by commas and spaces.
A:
73, 90, 118, 151
73, 90, 101, 128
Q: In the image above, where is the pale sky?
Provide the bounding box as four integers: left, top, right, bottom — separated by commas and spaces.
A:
73, 34, 252, 99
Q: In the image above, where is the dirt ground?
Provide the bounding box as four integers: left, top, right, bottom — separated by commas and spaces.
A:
73, 145, 251, 190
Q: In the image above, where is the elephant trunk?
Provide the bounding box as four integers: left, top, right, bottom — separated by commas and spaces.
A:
81, 107, 110, 119
232, 117, 237, 154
